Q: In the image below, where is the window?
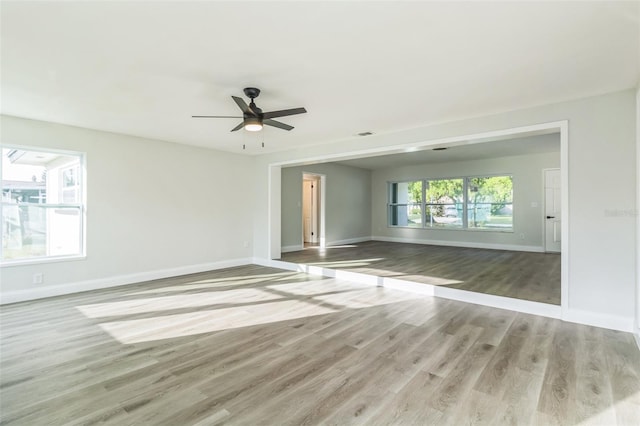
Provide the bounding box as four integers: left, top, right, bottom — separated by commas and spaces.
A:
388, 175, 513, 231
425, 178, 463, 229
1, 147, 85, 263
467, 176, 513, 230
389, 181, 422, 228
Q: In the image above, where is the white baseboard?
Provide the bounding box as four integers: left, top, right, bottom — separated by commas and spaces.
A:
281, 244, 304, 253
563, 309, 634, 333
0, 258, 253, 305
433, 286, 561, 318
372, 235, 544, 253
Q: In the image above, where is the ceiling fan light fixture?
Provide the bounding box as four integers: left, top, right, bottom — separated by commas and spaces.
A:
244, 116, 263, 132
192, 87, 306, 134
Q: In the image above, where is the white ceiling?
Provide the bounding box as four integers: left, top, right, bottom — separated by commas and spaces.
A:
1, 1, 638, 155
334, 133, 560, 170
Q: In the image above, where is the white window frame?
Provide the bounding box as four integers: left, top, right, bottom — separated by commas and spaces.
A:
1, 145, 86, 266
388, 174, 513, 232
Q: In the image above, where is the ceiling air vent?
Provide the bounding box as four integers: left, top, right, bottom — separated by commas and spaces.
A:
357, 131, 373, 136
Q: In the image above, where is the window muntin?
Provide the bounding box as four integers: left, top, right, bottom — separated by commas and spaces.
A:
1, 147, 85, 263
388, 175, 513, 232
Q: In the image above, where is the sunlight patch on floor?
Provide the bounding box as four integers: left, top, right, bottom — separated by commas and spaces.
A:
87, 283, 425, 344
98, 299, 338, 344
76, 288, 283, 318
129, 272, 298, 295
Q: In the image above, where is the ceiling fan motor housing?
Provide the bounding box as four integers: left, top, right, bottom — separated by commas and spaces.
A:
243, 87, 261, 99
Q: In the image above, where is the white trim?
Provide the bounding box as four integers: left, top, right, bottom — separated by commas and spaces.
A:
319, 175, 326, 248
635, 86, 640, 348
433, 286, 561, 318
1, 254, 87, 268
281, 244, 304, 253
559, 121, 569, 319
372, 235, 544, 253
564, 309, 634, 333
0, 258, 253, 305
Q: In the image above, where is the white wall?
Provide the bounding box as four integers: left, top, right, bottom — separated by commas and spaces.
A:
0, 115, 255, 302
281, 163, 371, 250
371, 151, 560, 251
254, 89, 637, 330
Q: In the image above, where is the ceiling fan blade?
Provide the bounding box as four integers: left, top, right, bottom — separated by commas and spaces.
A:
263, 107, 307, 119
192, 115, 242, 118
230, 122, 244, 132
264, 119, 294, 131
232, 96, 254, 115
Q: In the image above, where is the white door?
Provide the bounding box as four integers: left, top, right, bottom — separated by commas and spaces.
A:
544, 169, 561, 253
302, 180, 317, 243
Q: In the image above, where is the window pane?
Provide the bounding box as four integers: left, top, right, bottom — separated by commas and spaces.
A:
425, 179, 463, 228
389, 181, 422, 227
1, 205, 81, 260
1, 147, 83, 261
467, 176, 513, 230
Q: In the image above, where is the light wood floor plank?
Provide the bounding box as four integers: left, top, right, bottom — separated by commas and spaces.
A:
1, 264, 638, 425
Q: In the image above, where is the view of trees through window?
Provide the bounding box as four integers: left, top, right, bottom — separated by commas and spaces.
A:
389, 175, 513, 231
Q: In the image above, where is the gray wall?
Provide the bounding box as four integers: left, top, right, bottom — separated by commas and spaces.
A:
1, 115, 255, 297
281, 163, 371, 249
371, 151, 560, 250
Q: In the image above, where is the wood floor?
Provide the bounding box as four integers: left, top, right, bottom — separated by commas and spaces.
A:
282, 241, 561, 305
1, 265, 638, 425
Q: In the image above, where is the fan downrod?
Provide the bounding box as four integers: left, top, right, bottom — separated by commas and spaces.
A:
243, 87, 261, 100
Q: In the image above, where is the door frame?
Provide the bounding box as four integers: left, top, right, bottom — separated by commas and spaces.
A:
301, 172, 326, 249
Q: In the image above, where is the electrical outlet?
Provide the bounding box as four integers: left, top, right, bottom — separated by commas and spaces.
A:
33, 273, 43, 284
243, 241, 249, 248
519, 233, 525, 240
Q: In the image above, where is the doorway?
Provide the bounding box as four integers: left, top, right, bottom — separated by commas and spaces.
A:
302, 174, 321, 247
269, 121, 568, 320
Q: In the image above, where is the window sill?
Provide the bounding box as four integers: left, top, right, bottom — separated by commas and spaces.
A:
0, 254, 86, 268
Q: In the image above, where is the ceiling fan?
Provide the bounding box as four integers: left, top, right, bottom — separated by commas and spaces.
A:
192, 87, 307, 132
